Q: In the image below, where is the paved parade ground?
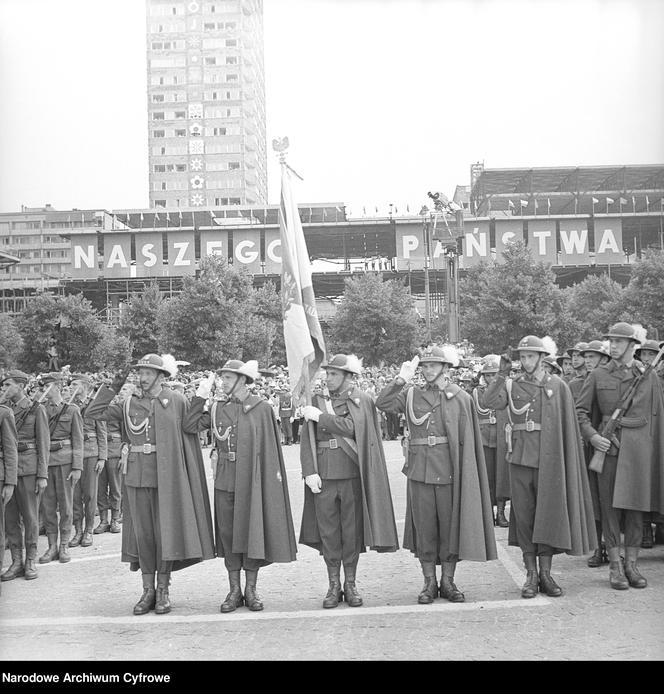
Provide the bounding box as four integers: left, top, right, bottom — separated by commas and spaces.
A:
1, 441, 663, 662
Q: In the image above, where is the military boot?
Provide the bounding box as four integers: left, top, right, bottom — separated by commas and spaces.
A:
58, 540, 71, 563
68, 523, 83, 547
641, 522, 653, 549
343, 564, 363, 607
607, 546, 629, 590
94, 511, 110, 535
109, 512, 121, 534
322, 565, 343, 609
220, 570, 244, 613
1, 548, 25, 581
38, 534, 59, 564
440, 561, 465, 603
80, 524, 94, 547
521, 552, 539, 598
538, 554, 563, 597
495, 500, 509, 528
155, 572, 172, 614
624, 546, 647, 589
24, 544, 38, 580
587, 544, 604, 568
133, 573, 156, 615
417, 560, 438, 604
244, 569, 264, 611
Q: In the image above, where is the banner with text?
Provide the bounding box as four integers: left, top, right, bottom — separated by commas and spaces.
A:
263, 228, 282, 273
494, 220, 524, 260
134, 232, 164, 278
461, 220, 491, 268
70, 234, 100, 278
526, 219, 558, 264
594, 218, 623, 265
558, 219, 590, 265
232, 228, 261, 273
103, 234, 133, 278
199, 228, 229, 261
165, 231, 196, 276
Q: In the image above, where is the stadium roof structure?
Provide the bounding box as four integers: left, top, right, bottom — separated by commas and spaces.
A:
0, 250, 20, 271
471, 165, 664, 216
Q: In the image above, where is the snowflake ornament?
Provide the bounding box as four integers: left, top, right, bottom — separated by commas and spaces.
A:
191, 194, 204, 206
189, 140, 204, 154
190, 158, 203, 171
190, 176, 204, 189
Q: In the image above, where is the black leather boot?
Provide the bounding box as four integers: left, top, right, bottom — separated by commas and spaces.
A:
39, 534, 59, 564
58, 541, 71, 563
24, 544, 38, 580
343, 563, 363, 607
94, 511, 110, 535
1, 548, 25, 581
68, 524, 83, 548
495, 500, 509, 528
521, 552, 539, 598
244, 569, 264, 611
641, 522, 653, 549
322, 565, 343, 609
80, 524, 94, 547
220, 570, 244, 613
155, 572, 172, 614
538, 555, 562, 597
417, 561, 438, 604
133, 573, 156, 615
607, 546, 629, 590
587, 545, 603, 568
440, 561, 465, 602
624, 546, 647, 588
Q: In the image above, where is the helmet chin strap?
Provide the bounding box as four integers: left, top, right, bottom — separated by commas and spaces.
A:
142, 369, 161, 396
226, 373, 242, 399
523, 354, 545, 375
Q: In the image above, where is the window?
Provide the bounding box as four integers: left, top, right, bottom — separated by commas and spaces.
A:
213, 127, 226, 136
204, 22, 215, 30
154, 165, 166, 172
175, 129, 186, 137
205, 57, 217, 66
227, 73, 238, 82
152, 94, 165, 102
226, 56, 237, 65
175, 164, 187, 172
174, 110, 186, 119
229, 162, 240, 170
155, 200, 167, 208
225, 39, 236, 46
153, 112, 165, 120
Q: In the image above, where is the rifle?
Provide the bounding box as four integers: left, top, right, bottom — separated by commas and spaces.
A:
48, 386, 79, 437
589, 344, 664, 474
14, 387, 49, 432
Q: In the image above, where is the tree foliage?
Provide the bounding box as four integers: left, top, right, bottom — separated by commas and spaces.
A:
330, 273, 421, 365
0, 313, 24, 369
563, 273, 625, 341
459, 241, 579, 354
620, 250, 664, 337
241, 281, 286, 366
90, 325, 133, 373
16, 293, 106, 372
117, 281, 164, 359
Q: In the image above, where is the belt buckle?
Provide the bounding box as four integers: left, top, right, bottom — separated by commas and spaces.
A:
526, 420, 535, 432
427, 435, 436, 447
142, 443, 152, 454
489, 415, 496, 425
329, 439, 338, 450
228, 451, 236, 462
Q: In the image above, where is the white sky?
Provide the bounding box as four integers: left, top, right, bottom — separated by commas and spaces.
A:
0, 0, 662, 214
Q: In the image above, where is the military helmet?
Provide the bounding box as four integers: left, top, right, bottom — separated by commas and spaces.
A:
322, 354, 363, 375
40, 372, 64, 385
133, 354, 173, 376
0, 369, 30, 385
566, 342, 590, 357
480, 354, 501, 374
218, 359, 260, 384
555, 352, 572, 367
69, 373, 94, 386
581, 340, 611, 359
542, 355, 562, 374
419, 344, 460, 367
635, 339, 664, 361
603, 322, 641, 343
515, 335, 550, 354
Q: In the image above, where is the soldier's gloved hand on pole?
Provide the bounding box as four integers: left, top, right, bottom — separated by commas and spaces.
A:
67, 469, 81, 487
305, 473, 322, 494
302, 405, 322, 422
590, 433, 611, 452
110, 365, 132, 393
398, 355, 420, 382
195, 372, 216, 400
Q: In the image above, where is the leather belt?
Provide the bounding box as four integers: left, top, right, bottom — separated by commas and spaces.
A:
18, 441, 37, 451
219, 451, 236, 462
409, 436, 449, 446
83, 433, 97, 440
512, 422, 542, 432
317, 438, 339, 449
107, 435, 122, 442
50, 439, 71, 451
129, 444, 157, 454
479, 417, 497, 425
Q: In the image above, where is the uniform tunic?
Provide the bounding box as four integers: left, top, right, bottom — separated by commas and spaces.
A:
5, 396, 49, 550
0, 406, 19, 585
42, 402, 84, 539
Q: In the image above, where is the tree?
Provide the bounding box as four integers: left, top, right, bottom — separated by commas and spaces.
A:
330, 273, 421, 365
117, 281, 164, 358
0, 313, 24, 369
17, 292, 106, 372
90, 325, 133, 373
459, 241, 579, 355
620, 250, 664, 337
240, 281, 286, 366
564, 273, 625, 341
157, 256, 256, 369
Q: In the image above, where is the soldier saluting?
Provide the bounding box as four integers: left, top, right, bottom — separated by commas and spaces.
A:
576, 323, 664, 590
376, 345, 497, 605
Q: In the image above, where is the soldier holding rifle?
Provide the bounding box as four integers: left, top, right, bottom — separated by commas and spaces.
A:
576, 323, 664, 591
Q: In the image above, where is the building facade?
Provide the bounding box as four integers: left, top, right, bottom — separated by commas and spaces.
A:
146, 0, 267, 209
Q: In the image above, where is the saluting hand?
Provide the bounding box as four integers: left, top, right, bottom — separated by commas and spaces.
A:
398, 355, 420, 382
195, 372, 216, 400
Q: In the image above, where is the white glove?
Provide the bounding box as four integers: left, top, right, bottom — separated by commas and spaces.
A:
305, 473, 322, 494
302, 405, 322, 422
398, 355, 420, 382
196, 372, 216, 399
210, 449, 218, 478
